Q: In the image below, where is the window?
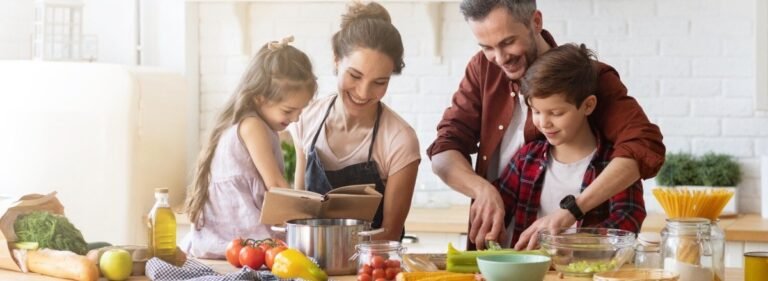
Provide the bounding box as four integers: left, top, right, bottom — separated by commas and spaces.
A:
758, 0, 768, 110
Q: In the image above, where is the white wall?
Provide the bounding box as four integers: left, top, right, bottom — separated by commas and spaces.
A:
0, 0, 33, 59
195, 0, 767, 213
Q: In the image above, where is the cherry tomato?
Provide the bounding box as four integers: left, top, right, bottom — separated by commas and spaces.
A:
385, 267, 399, 279
371, 255, 386, 269
239, 245, 265, 269
265, 245, 287, 269
273, 238, 288, 247
225, 238, 245, 267
385, 259, 401, 268
371, 268, 385, 279
358, 264, 373, 275
357, 273, 372, 281
257, 241, 272, 252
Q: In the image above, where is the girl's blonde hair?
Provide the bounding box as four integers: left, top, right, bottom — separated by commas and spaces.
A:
186, 41, 317, 226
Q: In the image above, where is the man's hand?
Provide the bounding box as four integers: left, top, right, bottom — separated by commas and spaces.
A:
514, 209, 575, 250
468, 183, 506, 250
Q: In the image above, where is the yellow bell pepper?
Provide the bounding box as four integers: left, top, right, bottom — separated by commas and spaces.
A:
270, 248, 328, 281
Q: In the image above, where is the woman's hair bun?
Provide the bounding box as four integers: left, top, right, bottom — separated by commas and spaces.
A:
340, 1, 391, 30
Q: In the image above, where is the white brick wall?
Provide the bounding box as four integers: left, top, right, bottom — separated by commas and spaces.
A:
193, 0, 767, 213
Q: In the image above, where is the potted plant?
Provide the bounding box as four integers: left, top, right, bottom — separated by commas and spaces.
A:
656, 152, 742, 216
281, 140, 297, 186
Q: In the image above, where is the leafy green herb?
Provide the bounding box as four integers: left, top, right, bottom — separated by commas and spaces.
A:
657, 152, 742, 187
14, 211, 88, 255
698, 153, 741, 186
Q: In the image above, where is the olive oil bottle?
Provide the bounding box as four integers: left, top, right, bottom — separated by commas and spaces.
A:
148, 187, 177, 264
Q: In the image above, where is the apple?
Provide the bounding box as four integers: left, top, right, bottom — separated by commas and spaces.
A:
99, 249, 133, 281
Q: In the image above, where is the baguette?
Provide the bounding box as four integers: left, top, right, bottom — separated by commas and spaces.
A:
27, 249, 99, 281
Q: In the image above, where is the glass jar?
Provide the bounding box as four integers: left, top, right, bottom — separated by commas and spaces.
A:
634, 232, 661, 268
355, 241, 406, 281
660, 218, 724, 281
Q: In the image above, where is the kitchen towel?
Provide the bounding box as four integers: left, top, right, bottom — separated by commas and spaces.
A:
145, 257, 290, 281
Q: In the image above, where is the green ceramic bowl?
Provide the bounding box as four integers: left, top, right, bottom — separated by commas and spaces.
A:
477, 254, 551, 281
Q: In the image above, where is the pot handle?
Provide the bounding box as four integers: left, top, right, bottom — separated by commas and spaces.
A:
271, 226, 286, 232
357, 228, 386, 236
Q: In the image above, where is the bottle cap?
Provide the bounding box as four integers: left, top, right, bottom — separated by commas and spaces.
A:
155, 187, 169, 193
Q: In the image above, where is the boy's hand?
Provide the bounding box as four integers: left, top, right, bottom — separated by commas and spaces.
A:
514, 209, 575, 250
468, 184, 506, 250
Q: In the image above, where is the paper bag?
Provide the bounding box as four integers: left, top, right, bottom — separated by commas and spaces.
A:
0, 192, 65, 272
259, 184, 382, 225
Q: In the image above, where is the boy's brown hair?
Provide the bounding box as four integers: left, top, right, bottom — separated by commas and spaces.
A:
520, 43, 597, 108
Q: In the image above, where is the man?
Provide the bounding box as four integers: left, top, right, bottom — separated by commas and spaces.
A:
427, 0, 665, 250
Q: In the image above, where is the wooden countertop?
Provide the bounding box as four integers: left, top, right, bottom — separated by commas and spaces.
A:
404, 205, 768, 243
0, 259, 746, 281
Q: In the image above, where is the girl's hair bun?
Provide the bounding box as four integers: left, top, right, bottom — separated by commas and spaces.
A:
340, 1, 391, 30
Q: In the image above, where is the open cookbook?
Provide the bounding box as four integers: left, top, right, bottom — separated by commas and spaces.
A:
259, 184, 382, 225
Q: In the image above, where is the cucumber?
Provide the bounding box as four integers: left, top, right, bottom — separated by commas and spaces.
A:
86, 241, 112, 251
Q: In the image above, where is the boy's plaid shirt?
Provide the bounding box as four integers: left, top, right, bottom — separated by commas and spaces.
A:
494, 134, 646, 247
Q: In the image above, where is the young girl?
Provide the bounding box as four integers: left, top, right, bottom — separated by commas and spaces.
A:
290, 1, 420, 241
182, 37, 317, 259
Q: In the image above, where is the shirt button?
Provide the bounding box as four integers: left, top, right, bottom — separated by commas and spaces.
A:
498, 125, 504, 130
482, 155, 487, 161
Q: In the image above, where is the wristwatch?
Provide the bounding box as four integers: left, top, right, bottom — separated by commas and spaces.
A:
559, 195, 585, 220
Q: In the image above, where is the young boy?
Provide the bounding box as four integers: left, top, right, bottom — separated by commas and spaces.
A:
495, 44, 646, 249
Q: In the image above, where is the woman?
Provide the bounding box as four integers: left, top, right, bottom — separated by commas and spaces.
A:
290, 1, 420, 241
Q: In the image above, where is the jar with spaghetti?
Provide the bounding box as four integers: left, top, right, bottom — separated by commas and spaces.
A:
660, 218, 724, 281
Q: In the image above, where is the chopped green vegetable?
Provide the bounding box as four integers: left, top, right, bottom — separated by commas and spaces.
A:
562, 259, 618, 274
14, 211, 88, 255
446, 243, 547, 273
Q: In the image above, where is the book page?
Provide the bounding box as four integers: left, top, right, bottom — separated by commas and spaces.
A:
268, 187, 324, 201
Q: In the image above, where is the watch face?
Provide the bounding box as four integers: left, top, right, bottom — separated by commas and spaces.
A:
560, 195, 573, 208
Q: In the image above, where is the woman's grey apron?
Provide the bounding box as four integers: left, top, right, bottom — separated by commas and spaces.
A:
304, 96, 400, 237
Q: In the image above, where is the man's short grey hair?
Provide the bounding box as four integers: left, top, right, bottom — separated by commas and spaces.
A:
459, 0, 537, 25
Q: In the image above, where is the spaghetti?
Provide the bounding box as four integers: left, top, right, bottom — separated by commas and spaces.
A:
652, 187, 734, 220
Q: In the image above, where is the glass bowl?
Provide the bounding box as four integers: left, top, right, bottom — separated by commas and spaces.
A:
539, 228, 636, 277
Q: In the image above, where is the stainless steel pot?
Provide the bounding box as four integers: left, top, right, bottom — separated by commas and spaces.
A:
272, 218, 383, 275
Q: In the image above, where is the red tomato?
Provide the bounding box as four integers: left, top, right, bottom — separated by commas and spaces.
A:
374, 279, 386, 281
358, 264, 373, 275
357, 273, 372, 281
225, 238, 245, 267
385, 259, 401, 269
265, 245, 287, 269
371, 268, 385, 279
385, 267, 399, 279
258, 241, 272, 252
273, 238, 288, 247
239, 245, 265, 269
371, 255, 386, 269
